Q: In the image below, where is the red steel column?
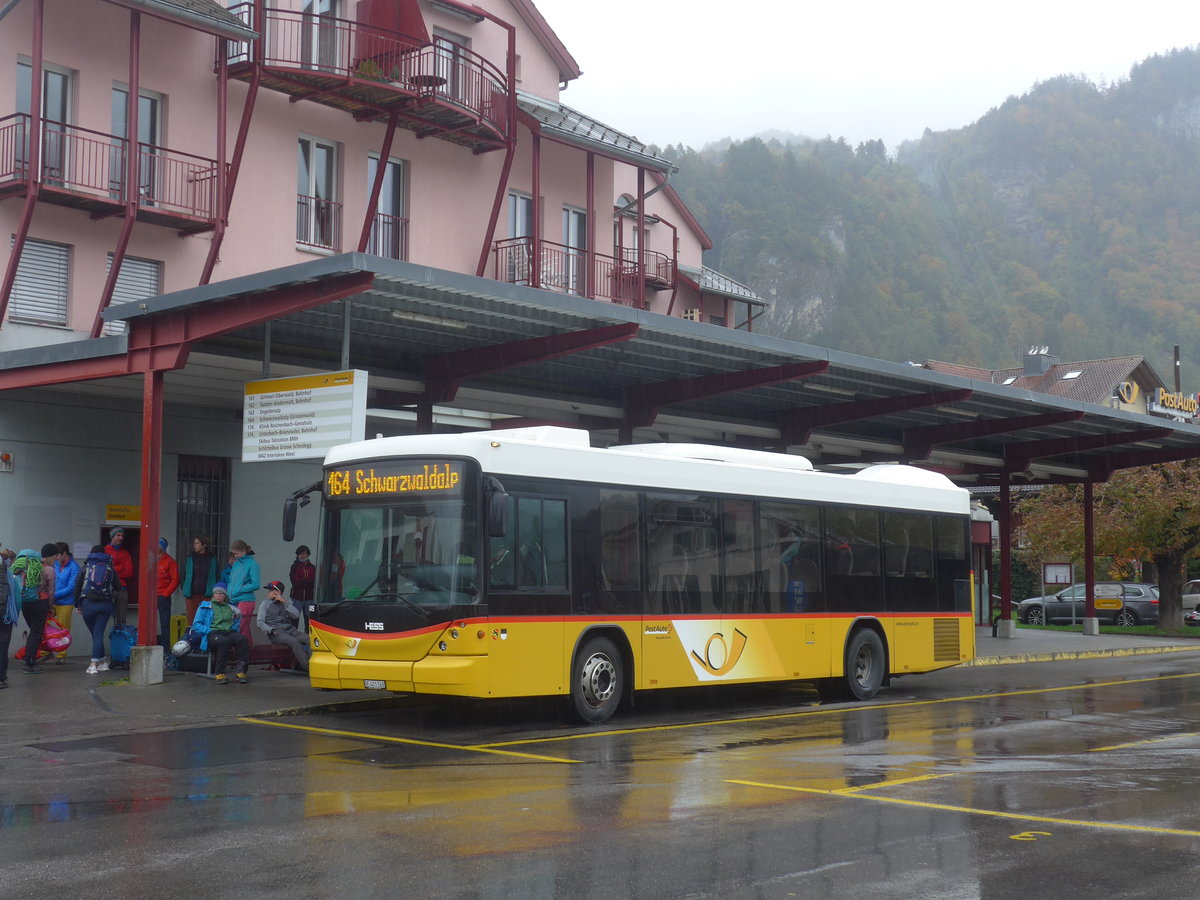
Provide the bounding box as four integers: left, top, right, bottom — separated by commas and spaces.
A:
531, 131, 541, 288
585, 151, 595, 298
358, 113, 398, 253
137, 367, 164, 645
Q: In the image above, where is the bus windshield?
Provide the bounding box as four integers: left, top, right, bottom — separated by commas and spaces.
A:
321, 498, 480, 608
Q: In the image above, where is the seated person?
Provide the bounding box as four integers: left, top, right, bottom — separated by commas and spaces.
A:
197, 582, 249, 685
256, 579, 310, 671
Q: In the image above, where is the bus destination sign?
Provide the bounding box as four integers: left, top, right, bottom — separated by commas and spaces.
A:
326, 462, 462, 499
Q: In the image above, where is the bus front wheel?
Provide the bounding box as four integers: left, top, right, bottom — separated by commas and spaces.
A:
571, 636, 624, 724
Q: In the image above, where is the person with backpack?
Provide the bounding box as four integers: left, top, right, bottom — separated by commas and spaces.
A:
52, 541, 80, 664
0, 547, 18, 688
74, 545, 118, 674
11, 544, 55, 674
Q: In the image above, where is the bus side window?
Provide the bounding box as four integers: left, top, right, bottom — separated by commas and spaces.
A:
491, 495, 567, 591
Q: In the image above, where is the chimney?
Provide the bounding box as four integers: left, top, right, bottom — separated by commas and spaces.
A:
1023, 345, 1057, 376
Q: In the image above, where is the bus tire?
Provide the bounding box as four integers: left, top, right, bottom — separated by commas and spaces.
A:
844, 628, 886, 701
570, 636, 624, 724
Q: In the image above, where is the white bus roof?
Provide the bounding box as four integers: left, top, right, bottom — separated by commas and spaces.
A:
325, 426, 970, 515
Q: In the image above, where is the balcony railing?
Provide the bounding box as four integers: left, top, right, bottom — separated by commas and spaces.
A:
493, 238, 676, 308
296, 193, 342, 251
366, 211, 408, 260
226, 5, 508, 147
0, 113, 222, 224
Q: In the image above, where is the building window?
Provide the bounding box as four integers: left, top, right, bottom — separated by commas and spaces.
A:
103, 253, 162, 335
17, 61, 71, 181
8, 236, 68, 325
433, 28, 468, 104
297, 136, 339, 250
505, 190, 533, 283
561, 206, 586, 295
366, 155, 407, 260
111, 86, 163, 203
176, 455, 232, 569
302, 0, 342, 72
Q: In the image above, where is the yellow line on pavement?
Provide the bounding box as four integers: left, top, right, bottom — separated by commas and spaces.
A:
833, 772, 955, 794
478, 671, 1200, 749
728, 779, 1200, 838
239, 716, 580, 764
1088, 731, 1200, 752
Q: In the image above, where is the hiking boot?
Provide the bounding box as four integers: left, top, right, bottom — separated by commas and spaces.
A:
86, 661, 99, 675
215, 673, 228, 685
23, 665, 43, 674
236, 672, 248, 685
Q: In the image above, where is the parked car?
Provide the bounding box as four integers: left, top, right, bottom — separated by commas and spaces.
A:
1017, 582, 1159, 627
1185, 608, 1200, 627
1182, 580, 1200, 611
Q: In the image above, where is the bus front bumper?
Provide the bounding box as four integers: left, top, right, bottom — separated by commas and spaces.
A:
310, 652, 489, 697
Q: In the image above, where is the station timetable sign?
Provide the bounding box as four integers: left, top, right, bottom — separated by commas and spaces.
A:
242, 370, 367, 462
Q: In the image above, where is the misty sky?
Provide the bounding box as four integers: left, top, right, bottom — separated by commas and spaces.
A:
535, 0, 1192, 152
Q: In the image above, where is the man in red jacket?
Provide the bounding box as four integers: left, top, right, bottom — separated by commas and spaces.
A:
156, 538, 180, 656
104, 528, 134, 625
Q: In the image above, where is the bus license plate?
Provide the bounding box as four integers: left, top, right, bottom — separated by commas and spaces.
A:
364, 679, 386, 690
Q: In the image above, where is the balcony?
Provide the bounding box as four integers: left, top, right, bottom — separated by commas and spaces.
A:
296, 193, 342, 252
0, 114, 223, 232
226, 5, 509, 154
366, 211, 408, 260
493, 238, 675, 308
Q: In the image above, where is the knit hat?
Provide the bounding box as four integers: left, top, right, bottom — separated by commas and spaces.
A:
110, 527, 125, 537
264, 580, 285, 594
159, 537, 168, 550
212, 582, 228, 597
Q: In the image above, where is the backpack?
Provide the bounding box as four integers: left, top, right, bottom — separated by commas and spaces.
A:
83, 556, 115, 602
16, 555, 43, 603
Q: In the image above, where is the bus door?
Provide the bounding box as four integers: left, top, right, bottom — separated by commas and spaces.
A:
486, 494, 568, 698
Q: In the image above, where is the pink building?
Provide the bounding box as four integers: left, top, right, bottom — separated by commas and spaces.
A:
0, 0, 763, 348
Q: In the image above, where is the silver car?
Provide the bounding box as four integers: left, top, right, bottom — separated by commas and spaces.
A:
1183, 580, 1200, 611
1018, 582, 1159, 627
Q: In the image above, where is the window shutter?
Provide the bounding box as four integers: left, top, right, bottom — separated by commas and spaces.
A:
104, 254, 161, 335
9, 236, 69, 325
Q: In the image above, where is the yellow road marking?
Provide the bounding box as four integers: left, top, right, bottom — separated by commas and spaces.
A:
478, 671, 1200, 749
238, 716, 580, 764
728, 778, 1200, 838
833, 772, 955, 794
1089, 732, 1200, 752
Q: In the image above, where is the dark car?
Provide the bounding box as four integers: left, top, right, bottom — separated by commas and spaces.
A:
1017, 582, 1159, 627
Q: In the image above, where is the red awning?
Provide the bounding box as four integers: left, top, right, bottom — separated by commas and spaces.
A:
357, 0, 430, 48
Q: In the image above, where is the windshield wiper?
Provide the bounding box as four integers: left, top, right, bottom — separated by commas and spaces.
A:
355, 589, 431, 622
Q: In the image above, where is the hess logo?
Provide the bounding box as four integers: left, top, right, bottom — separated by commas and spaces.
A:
690, 628, 748, 676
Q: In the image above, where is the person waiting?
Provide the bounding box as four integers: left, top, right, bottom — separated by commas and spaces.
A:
199, 582, 249, 685
256, 580, 310, 671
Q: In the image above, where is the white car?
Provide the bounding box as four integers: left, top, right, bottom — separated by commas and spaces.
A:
1183, 580, 1200, 611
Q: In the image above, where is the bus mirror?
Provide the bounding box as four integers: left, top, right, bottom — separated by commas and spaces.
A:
485, 477, 509, 538
283, 497, 298, 542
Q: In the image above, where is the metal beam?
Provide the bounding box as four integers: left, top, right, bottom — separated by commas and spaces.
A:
624, 361, 830, 431
902, 411, 1084, 461
780, 388, 973, 446
1003, 426, 1172, 471
1088, 444, 1200, 481
423, 322, 640, 403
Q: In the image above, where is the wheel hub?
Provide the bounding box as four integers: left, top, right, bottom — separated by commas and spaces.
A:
580, 653, 616, 708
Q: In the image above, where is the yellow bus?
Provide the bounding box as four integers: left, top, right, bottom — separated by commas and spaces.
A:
284, 426, 974, 723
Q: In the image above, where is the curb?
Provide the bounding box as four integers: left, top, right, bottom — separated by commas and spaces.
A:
964, 644, 1199, 667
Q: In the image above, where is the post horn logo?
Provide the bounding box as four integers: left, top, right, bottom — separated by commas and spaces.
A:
1117, 381, 1138, 404
690, 628, 749, 676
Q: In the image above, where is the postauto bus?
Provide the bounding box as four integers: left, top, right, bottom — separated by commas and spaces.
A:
283, 426, 975, 723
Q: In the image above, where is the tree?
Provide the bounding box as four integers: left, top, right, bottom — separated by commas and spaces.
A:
1015, 462, 1200, 628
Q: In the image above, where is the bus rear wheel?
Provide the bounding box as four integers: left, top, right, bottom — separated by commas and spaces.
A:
571, 636, 624, 724
844, 628, 886, 701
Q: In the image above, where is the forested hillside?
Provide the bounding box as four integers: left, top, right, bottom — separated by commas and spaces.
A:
666, 48, 1200, 381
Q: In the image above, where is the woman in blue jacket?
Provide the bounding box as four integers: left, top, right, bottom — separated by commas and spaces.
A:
226, 539, 261, 637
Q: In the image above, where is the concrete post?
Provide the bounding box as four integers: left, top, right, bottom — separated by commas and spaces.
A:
130, 644, 164, 685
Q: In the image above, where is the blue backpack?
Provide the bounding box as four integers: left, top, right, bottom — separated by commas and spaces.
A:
82, 556, 116, 602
